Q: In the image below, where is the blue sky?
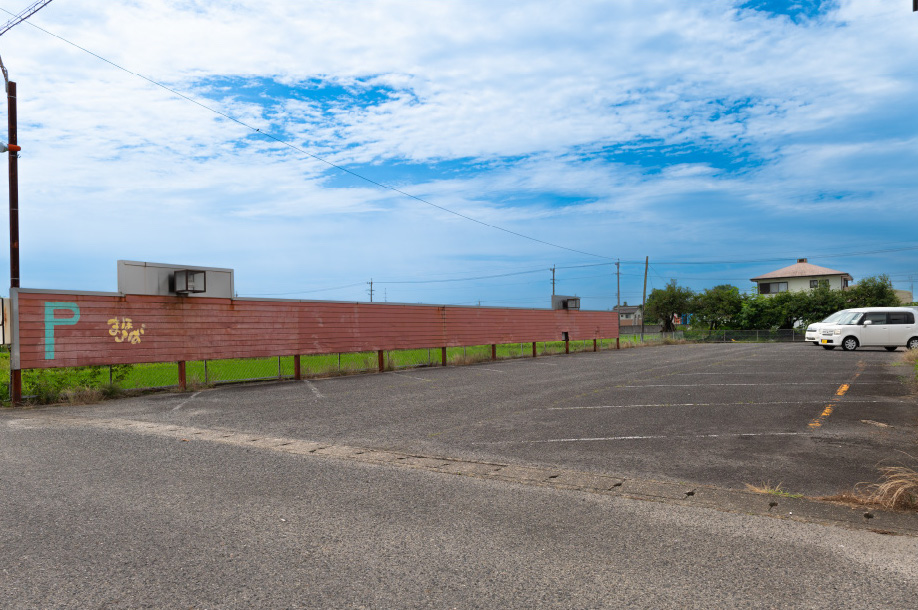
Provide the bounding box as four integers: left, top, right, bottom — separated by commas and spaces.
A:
0, 0, 916, 308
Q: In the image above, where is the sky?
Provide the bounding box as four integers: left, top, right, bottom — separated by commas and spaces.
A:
0, 0, 916, 309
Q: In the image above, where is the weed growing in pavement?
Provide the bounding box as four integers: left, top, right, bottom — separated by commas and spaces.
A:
744, 482, 804, 499
823, 456, 918, 513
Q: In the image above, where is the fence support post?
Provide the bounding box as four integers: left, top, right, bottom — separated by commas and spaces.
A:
616, 337, 620, 349
378, 350, 385, 373
565, 338, 570, 354
491, 344, 496, 361
294, 355, 301, 380
593, 339, 597, 352
441, 346, 447, 366
532, 341, 537, 357
178, 361, 186, 391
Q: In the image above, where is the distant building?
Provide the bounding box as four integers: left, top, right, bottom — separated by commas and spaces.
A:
613, 303, 642, 327
750, 258, 852, 296
894, 289, 913, 304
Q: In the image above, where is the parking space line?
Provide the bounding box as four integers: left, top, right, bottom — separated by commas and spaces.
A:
548, 401, 821, 411
618, 382, 840, 388
526, 432, 805, 444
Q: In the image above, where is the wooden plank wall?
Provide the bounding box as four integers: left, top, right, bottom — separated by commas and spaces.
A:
17, 291, 619, 369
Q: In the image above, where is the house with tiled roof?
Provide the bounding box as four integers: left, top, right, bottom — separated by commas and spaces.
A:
751, 258, 852, 296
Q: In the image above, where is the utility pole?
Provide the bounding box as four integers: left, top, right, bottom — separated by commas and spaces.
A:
640, 256, 648, 343
551, 265, 556, 296
0, 1, 60, 406
368, 279, 373, 303
8, 81, 18, 290
615, 260, 620, 309
3, 72, 21, 405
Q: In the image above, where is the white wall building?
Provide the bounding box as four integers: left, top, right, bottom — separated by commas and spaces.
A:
750, 258, 852, 296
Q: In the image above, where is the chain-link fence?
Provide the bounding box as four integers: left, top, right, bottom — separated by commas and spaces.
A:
6, 329, 812, 402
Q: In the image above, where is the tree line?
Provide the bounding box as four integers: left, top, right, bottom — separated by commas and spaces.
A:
643, 275, 909, 332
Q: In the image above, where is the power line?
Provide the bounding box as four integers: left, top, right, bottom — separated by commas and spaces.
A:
10, 12, 615, 261
0, 0, 53, 38
247, 281, 366, 297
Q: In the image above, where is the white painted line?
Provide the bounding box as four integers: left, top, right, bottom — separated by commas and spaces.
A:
477, 368, 508, 374
618, 382, 840, 388
547, 399, 895, 412
547, 401, 813, 411
530, 432, 805, 443
171, 391, 202, 411
304, 380, 324, 398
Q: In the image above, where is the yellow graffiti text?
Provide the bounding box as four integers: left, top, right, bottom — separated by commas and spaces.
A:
107, 317, 146, 345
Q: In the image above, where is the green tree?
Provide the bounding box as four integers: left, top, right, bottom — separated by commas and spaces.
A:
734, 293, 786, 330
692, 284, 742, 329
845, 275, 900, 307
645, 280, 694, 332
798, 284, 847, 327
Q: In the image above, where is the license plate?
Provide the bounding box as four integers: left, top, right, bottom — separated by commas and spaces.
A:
821, 339, 828, 344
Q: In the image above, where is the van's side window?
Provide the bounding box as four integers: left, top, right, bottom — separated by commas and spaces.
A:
863, 312, 887, 325
888, 312, 914, 324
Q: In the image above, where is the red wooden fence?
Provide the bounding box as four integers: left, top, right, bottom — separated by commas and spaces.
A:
13, 289, 619, 370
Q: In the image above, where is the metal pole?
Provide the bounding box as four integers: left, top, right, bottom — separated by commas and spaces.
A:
640, 256, 648, 343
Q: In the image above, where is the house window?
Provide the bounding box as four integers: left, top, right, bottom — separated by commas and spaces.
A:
759, 282, 788, 294
809, 279, 829, 289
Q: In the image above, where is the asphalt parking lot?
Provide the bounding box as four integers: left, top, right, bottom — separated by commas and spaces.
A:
22, 341, 918, 496
3, 342, 917, 608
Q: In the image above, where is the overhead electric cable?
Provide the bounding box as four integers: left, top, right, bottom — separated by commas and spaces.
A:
10, 12, 615, 261
247, 281, 367, 297
0, 0, 53, 38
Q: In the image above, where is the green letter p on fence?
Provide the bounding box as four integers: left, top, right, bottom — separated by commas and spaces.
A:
44, 302, 81, 360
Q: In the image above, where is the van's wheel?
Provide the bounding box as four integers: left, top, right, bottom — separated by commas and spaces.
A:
822, 345, 835, 350
884, 346, 898, 352
908, 337, 918, 350
842, 337, 859, 351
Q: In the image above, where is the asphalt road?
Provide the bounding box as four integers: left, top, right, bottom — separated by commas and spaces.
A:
2, 342, 917, 608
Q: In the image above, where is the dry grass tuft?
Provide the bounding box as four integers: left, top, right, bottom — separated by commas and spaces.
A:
858, 464, 918, 511
823, 456, 918, 512
745, 482, 804, 498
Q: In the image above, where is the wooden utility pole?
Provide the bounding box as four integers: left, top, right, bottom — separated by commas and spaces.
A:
368, 279, 374, 302
7, 80, 20, 404
551, 265, 556, 296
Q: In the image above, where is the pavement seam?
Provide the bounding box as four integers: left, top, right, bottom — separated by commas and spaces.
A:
17, 413, 918, 537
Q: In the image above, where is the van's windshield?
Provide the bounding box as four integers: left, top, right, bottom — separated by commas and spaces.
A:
835, 311, 864, 325
820, 310, 848, 324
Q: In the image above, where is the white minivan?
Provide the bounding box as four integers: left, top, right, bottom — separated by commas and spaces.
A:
805, 309, 852, 344
818, 307, 918, 351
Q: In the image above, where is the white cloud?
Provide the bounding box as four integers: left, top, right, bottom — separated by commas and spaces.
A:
0, 0, 914, 303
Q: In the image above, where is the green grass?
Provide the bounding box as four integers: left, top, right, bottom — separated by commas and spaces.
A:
0, 339, 617, 405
